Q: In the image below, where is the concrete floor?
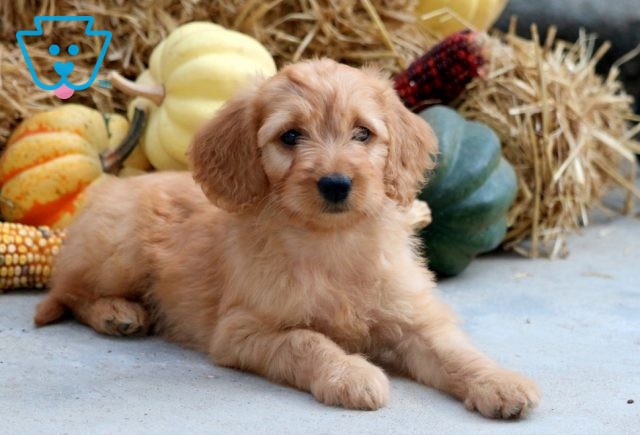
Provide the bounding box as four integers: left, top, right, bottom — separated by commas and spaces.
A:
1, 194, 639, 434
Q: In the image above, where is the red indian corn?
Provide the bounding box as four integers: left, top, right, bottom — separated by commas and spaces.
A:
0, 222, 64, 291
394, 30, 485, 111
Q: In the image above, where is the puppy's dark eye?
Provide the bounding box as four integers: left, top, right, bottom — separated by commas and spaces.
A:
281, 129, 302, 147
352, 126, 371, 142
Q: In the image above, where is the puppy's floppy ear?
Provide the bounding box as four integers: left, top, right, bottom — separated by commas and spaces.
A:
383, 88, 438, 206
188, 82, 268, 212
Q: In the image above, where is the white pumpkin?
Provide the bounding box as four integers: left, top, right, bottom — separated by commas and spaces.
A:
113, 22, 277, 170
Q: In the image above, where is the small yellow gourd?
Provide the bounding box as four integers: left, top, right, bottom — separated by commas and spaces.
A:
415, 0, 508, 37
111, 21, 277, 170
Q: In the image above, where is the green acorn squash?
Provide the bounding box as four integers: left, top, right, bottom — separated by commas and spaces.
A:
417, 106, 517, 276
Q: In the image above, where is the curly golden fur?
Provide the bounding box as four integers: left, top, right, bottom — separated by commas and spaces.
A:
34, 59, 539, 418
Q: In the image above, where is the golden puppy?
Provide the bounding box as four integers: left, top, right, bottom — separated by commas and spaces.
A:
35, 59, 539, 418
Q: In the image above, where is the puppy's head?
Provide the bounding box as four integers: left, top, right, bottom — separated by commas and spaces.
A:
189, 59, 436, 229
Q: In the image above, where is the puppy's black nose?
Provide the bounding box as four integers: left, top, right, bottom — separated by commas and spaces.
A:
317, 173, 352, 203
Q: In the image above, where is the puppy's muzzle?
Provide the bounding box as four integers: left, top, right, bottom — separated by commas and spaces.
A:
317, 173, 351, 204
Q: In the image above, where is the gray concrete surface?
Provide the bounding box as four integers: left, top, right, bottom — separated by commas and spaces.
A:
1, 195, 639, 434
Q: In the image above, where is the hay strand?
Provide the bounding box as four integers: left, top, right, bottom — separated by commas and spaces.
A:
457, 27, 640, 257
0, 0, 436, 146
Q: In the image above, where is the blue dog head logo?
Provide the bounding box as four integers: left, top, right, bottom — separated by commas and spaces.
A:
16, 16, 111, 99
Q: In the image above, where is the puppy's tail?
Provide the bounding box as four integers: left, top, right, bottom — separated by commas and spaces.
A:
34, 296, 67, 326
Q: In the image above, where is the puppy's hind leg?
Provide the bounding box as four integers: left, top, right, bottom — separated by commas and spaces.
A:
35, 292, 150, 337
73, 297, 150, 336
35, 239, 151, 337
34, 175, 155, 336
34, 296, 67, 326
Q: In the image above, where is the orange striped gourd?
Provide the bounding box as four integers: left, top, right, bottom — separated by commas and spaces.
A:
0, 104, 147, 228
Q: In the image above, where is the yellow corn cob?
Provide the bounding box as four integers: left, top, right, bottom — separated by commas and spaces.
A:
0, 222, 65, 291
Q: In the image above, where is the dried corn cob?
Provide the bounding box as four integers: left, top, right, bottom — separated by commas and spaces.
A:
0, 222, 65, 291
394, 30, 485, 111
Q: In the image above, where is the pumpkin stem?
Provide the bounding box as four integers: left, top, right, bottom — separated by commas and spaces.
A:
100, 107, 146, 174
109, 71, 165, 106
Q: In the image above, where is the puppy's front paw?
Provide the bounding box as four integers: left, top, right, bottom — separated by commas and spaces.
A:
464, 369, 540, 419
311, 355, 389, 410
